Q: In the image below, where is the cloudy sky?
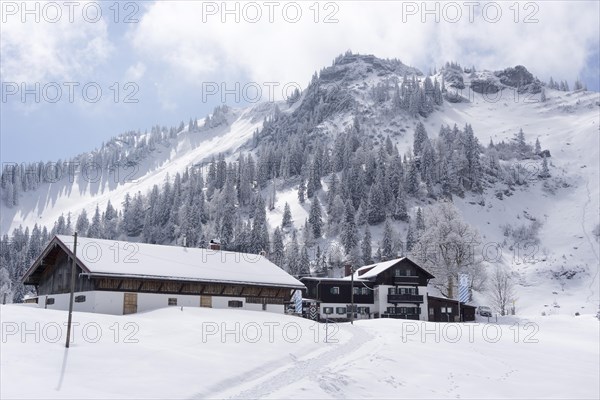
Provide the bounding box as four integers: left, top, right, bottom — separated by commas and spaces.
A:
1, 0, 599, 162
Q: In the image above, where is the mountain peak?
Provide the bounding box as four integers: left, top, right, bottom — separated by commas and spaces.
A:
318, 52, 422, 85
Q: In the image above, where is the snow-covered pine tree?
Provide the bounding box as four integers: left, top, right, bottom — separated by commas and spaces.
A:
271, 227, 285, 267
367, 183, 386, 225
341, 201, 358, 255
381, 220, 395, 260
361, 225, 372, 265
88, 205, 103, 239
413, 122, 429, 157
282, 202, 292, 228
308, 196, 323, 238
392, 190, 409, 221
298, 179, 306, 204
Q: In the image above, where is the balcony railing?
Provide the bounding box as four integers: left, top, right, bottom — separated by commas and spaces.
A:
381, 313, 420, 320
387, 294, 424, 303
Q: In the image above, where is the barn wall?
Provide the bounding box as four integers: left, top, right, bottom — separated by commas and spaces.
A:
93, 291, 124, 315
32, 291, 285, 315
37, 291, 97, 313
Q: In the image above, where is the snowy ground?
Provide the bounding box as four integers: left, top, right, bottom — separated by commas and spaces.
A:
1, 305, 598, 399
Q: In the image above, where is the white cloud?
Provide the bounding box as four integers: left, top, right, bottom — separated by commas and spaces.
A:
0, 1, 113, 84
128, 0, 599, 95
125, 62, 146, 81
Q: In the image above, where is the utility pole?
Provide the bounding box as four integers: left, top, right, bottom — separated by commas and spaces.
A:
65, 232, 78, 348
350, 265, 354, 325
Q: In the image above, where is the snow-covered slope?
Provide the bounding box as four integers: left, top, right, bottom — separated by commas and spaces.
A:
1, 304, 598, 399
2, 55, 599, 317
0, 103, 275, 234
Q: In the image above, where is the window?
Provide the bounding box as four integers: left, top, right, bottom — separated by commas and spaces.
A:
361, 287, 369, 295
388, 287, 396, 295
387, 307, 395, 314
168, 298, 177, 306
398, 287, 417, 295
74, 295, 86, 303
228, 300, 243, 308
396, 267, 414, 277
335, 307, 346, 314
46, 298, 55, 305
429, 307, 434, 316
353, 287, 360, 295
330, 287, 340, 295
323, 307, 334, 314
442, 306, 453, 313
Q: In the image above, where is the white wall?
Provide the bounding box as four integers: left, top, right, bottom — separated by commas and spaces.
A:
375, 284, 429, 320
317, 302, 373, 320
34, 292, 285, 315
37, 292, 96, 313
93, 291, 123, 315
419, 285, 429, 321
377, 285, 391, 315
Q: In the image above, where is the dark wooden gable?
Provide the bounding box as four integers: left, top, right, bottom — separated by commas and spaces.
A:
301, 278, 375, 304
23, 238, 93, 295
372, 258, 434, 286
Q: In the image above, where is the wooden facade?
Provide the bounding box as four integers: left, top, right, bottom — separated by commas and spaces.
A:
302, 278, 375, 304
300, 257, 434, 321
427, 295, 476, 322
367, 258, 434, 287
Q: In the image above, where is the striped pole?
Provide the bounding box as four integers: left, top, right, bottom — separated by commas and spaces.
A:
458, 274, 470, 322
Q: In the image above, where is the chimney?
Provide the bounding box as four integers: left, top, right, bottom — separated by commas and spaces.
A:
208, 239, 221, 251
344, 264, 352, 277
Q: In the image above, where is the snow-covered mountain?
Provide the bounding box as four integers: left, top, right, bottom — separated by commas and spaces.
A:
1, 53, 599, 316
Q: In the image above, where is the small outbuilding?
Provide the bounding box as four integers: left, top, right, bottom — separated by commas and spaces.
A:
426, 295, 476, 322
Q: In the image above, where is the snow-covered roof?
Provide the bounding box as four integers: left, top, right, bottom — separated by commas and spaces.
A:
346, 258, 407, 280
339, 256, 435, 281
29, 235, 304, 289
302, 276, 368, 282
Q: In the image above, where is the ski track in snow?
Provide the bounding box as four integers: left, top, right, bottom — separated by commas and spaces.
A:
189, 324, 373, 400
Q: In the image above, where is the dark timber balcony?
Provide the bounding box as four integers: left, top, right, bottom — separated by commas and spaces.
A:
381, 313, 420, 320
387, 294, 424, 303
393, 276, 421, 285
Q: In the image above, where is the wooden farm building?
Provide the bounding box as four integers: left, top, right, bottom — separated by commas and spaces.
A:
22, 235, 305, 315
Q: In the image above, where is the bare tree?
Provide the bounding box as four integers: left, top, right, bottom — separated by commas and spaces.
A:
489, 264, 515, 316
413, 201, 484, 299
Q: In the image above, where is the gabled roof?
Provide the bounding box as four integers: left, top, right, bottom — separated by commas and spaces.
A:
344, 256, 435, 280
23, 235, 304, 289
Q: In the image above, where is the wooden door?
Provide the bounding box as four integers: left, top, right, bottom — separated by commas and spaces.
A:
200, 295, 212, 308
123, 293, 138, 315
